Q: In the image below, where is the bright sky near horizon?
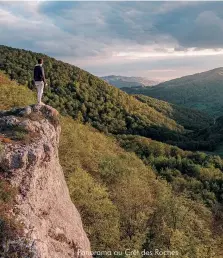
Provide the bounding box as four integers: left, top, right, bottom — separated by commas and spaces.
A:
1, 1, 223, 80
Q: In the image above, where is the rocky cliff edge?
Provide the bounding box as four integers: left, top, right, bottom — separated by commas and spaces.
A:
0, 105, 91, 258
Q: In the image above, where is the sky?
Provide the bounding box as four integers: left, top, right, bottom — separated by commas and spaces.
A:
1, 1, 223, 81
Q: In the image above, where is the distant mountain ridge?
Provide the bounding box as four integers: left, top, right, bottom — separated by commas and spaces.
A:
122, 68, 223, 116
101, 75, 160, 88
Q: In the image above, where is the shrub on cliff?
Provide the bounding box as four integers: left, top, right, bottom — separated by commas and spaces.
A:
0, 181, 36, 257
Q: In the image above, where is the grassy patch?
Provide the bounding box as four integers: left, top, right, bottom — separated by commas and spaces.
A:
0, 72, 35, 110
0, 124, 29, 143
0, 142, 3, 157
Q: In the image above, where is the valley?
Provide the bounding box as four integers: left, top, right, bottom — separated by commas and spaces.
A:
0, 45, 223, 257
122, 68, 223, 117
101, 75, 160, 88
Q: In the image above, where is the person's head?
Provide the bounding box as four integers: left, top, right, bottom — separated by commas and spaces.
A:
38, 58, 43, 65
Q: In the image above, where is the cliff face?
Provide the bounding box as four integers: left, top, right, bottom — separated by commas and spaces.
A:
0, 105, 91, 258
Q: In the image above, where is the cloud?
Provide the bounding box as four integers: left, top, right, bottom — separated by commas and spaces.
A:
182, 11, 223, 48
1, 1, 223, 80
2, 1, 223, 54
153, 2, 223, 49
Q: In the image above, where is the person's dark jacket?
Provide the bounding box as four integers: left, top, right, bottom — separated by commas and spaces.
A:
34, 64, 46, 82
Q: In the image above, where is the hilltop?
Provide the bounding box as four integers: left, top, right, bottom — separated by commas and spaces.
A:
122, 68, 223, 116
0, 45, 185, 141
101, 75, 159, 88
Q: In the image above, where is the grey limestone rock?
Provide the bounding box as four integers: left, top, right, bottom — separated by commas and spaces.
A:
0, 105, 91, 258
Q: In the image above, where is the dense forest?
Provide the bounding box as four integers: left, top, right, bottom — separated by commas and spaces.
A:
1, 45, 223, 152
122, 68, 223, 117
134, 95, 223, 152
134, 95, 213, 131
0, 46, 183, 138
0, 71, 223, 257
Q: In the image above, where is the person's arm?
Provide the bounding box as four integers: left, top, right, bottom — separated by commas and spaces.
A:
41, 66, 46, 83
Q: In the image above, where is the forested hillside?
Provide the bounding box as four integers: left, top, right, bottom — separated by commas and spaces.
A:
0, 45, 184, 141
1, 71, 223, 257
1, 45, 222, 152
134, 95, 213, 130
123, 68, 223, 116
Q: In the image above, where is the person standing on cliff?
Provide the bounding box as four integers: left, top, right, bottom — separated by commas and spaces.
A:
34, 58, 47, 105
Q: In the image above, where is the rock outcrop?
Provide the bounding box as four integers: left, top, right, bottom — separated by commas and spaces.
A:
0, 105, 91, 258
